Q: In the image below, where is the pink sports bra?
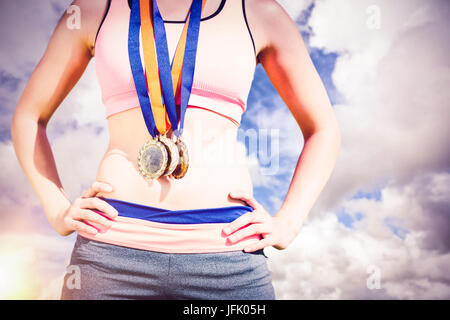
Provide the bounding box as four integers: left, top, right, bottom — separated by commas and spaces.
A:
94, 0, 257, 126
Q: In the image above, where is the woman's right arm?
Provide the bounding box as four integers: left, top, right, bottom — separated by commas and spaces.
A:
11, 0, 117, 236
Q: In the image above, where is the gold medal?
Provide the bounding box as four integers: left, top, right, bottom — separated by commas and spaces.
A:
137, 137, 168, 179
172, 137, 189, 179
159, 134, 180, 176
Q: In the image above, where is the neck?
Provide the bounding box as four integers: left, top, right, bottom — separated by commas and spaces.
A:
155, 0, 195, 21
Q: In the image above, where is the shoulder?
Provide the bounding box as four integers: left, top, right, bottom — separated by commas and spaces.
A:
70, 0, 110, 16
244, 0, 295, 28
244, 0, 287, 17
243, 0, 303, 57
66, 0, 111, 53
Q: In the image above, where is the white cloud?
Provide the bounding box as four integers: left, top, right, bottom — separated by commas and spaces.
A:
310, 0, 450, 212
266, 172, 450, 299
267, 0, 450, 299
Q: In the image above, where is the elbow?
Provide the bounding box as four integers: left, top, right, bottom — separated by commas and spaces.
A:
11, 107, 47, 145
10, 110, 21, 144
330, 120, 342, 161
333, 119, 342, 151
10, 110, 24, 158
11, 109, 24, 142
326, 117, 342, 155
324, 109, 341, 151
305, 119, 341, 143
307, 119, 342, 155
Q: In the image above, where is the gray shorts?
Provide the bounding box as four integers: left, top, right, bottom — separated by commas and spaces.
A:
60, 235, 276, 300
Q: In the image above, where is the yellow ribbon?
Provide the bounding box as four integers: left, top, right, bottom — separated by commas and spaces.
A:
139, 0, 207, 134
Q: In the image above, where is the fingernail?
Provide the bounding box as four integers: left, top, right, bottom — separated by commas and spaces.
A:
229, 235, 236, 242
224, 227, 231, 235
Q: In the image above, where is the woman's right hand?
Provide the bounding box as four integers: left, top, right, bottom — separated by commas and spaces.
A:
55, 182, 119, 236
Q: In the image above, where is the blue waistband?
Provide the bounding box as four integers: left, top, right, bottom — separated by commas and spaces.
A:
100, 197, 253, 224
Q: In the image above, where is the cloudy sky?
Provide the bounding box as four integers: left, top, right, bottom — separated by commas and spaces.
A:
0, 0, 449, 299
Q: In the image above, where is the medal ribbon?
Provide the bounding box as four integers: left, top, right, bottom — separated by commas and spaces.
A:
128, 0, 158, 137
152, 0, 206, 136
139, 0, 170, 134
128, 0, 205, 137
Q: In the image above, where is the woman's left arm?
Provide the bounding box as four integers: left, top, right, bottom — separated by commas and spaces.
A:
223, 0, 341, 251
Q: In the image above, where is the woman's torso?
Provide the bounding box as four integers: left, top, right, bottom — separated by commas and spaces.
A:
92, 0, 258, 209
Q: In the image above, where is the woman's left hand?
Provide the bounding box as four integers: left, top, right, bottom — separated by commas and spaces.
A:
223, 192, 296, 252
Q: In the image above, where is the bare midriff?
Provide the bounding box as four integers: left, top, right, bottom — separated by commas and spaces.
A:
94, 107, 253, 210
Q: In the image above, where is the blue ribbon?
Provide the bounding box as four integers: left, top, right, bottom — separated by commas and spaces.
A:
128, 0, 203, 138
128, 0, 158, 137
152, 0, 203, 137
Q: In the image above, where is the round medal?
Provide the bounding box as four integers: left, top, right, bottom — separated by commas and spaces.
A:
137, 138, 168, 179
172, 138, 189, 179
159, 134, 180, 176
